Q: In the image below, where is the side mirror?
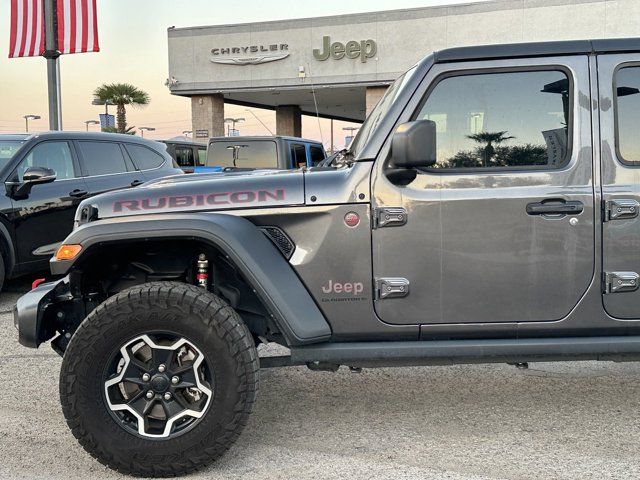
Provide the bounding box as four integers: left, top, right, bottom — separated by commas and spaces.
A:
13, 166, 56, 198
391, 120, 437, 169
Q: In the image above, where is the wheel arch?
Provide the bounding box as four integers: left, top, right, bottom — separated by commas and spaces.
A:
51, 213, 332, 346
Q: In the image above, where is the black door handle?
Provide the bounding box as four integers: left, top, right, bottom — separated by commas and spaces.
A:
69, 189, 88, 198
526, 200, 583, 216
131, 179, 143, 187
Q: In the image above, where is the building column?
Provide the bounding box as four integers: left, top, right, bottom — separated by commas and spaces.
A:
191, 94, 225, 142
276, 105, 302, 137
365, 86, 388, 117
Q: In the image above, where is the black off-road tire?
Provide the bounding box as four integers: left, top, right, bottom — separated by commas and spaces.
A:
59, 282, 259, 477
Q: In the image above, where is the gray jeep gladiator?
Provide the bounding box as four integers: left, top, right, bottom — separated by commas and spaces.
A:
14, 38, 640, 476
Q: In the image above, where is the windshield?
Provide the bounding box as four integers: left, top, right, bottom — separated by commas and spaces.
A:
349, 65, 419, 157
0, 140, 25, 162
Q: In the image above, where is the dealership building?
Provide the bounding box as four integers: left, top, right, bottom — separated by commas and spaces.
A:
167, 0, 640, 140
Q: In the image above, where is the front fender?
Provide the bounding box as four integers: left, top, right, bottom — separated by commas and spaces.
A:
50, 213, 332, 345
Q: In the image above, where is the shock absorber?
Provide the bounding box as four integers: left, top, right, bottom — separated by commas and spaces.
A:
196, 253, 209, 289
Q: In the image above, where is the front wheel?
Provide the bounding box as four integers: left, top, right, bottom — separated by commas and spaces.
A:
60, 282, 259, 477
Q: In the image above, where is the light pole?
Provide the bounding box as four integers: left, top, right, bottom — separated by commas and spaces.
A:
343, 126, 359, 147
92, 97, 114, 115
23, 115, 41, 133
224, 117, 245, 136
139, 126, 155, 138
244, 109, 273, 135
84, 120, 100, 131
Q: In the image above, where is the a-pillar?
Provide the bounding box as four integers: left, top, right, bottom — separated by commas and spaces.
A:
276, 105, 302, 137
365, 86, 388, 117
191, 94, 225, 142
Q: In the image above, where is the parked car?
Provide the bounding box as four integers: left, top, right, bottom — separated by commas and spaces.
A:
19, 37, 640, 476
160, 139, 206, 173
197, 135, 327, 173
0, 131, 182, 290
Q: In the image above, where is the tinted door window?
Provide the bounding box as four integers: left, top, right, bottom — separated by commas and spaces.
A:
78, 141, 129, 176
125, 144, 165, 170
615, 66, 640, 165
18, 141, 76, 180
207, 141, 278, 168
290, 143, 307, 168
414, 70, 571, 169
309, 145, 325, 165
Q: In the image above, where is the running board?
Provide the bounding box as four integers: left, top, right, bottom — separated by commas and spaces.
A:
288, 336, 640, 368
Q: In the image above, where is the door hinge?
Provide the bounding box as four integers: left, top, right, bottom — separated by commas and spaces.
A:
376, 277, 410, 300
603, 271, 640, 294
603, 199, 639, 222
373, 207, 408, 229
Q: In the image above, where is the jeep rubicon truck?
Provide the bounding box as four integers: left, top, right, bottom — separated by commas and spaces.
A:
14, 38, 640, 476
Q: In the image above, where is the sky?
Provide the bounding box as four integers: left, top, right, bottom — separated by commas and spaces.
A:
0, 0, 486, 145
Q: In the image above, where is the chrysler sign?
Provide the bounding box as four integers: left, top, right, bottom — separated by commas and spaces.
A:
210, 43, 289, 65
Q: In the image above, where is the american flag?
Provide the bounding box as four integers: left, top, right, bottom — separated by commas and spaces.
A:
9, 0, 99, 59
9, 0, 45, 58
56, 0, 99, 55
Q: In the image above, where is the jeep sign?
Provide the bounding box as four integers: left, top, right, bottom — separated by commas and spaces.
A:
313, 35, 377, 63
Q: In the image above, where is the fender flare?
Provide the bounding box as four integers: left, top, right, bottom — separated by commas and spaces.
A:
50, 213, 332, 345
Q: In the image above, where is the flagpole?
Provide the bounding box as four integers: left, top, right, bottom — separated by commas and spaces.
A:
43, 0, 62, 131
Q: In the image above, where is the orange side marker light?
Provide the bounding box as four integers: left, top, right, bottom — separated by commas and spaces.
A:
55, 244, 82, 261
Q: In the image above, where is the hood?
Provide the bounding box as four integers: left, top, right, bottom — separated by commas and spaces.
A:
77, 168, 305, 222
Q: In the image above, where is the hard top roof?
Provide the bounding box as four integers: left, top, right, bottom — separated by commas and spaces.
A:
209, 135, 324, 145
434, 38, 640, 63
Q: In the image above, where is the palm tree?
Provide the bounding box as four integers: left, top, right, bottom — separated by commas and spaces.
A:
94, 83, 150, 134
467, 131, 515, 167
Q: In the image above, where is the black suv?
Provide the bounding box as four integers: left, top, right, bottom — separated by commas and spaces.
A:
0, 131, 182, 289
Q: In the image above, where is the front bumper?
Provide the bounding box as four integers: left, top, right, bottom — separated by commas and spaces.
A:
14, 278, 66, 348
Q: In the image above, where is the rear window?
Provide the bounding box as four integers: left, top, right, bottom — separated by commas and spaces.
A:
173, 146, 195, 167
207, 141, 277, 168
125, 144, 165, 170
615, 66, 640, 165
78, 141, 129, 176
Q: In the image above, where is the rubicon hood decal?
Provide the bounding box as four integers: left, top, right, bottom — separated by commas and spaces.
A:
79, 169, 305, 220
113, 189, 285, 212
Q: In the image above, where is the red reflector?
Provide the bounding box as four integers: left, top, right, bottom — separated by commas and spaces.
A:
32, 278, 46, 289
344, 212, 360, 227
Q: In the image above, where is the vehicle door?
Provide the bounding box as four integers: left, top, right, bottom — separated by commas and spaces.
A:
7, 140, 88, 264
371, 56, 595, 325
598, 54, 640, 318
75, 140, 144, 196
289, 142, 307, 169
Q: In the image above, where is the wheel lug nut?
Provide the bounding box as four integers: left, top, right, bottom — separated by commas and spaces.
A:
146, 391, 154, 399
158, 364, 166, 373
171, 376, 179, 385
142, 373, 150, 382
163, 392, 172, 401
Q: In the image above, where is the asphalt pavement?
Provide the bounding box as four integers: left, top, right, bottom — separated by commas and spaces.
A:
2, 280, 640, 479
